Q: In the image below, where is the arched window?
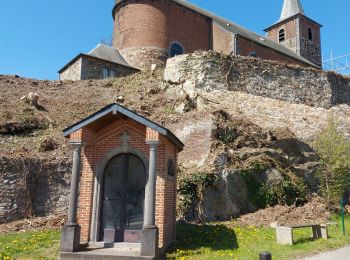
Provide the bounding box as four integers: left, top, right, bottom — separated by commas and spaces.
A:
249, 51, 257, 57
278, 29, 285, 43
308, 27, 313, 41
167, 159, 175, 177
169, 42, 184, 58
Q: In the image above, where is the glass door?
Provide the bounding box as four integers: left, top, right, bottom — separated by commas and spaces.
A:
100, 154, 146, 243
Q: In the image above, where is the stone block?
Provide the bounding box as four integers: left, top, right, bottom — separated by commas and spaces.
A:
320, 224, 329, 240
140, 227, 159, 257
276, 226, 293, 245
60, 225, 81, 252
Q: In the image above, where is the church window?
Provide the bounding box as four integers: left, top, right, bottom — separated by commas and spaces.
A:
308, 27, 313, 41
167, 159, 175, 177
278, 29, 285, 43
169, 42, 184, 58
249, 51, 257, 57
101, 67, 116, 79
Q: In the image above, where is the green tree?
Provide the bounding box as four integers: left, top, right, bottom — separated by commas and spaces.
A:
313, 117, 350, 206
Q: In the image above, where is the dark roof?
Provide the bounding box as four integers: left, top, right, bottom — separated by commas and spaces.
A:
58, 44, 139, 73
63, 103, 184, 151
88, 44, 137, 68
112, 0, 319, 68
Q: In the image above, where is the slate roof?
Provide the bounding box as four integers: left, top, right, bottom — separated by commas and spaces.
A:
58, 44, 139, 73
63, 103, 185, 151
167, 0, 319, 68
88, 44, 136, 69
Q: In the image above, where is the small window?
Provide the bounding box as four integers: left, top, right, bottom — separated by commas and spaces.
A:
279, 29, 285, 43
167, 159, 175, 177
101, 68, 116, 79
169, 42, 184, 58
249, 51, 257, 57
308, 27, 313, 41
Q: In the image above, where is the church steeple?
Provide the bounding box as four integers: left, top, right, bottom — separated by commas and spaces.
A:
264, 0, 322, 68
280, 0, 304, 21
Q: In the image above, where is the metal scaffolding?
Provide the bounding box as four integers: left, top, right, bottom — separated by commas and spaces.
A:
322, 52, 350, 76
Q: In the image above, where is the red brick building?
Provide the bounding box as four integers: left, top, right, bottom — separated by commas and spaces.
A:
113, 0, 322, 69
59, 0, 322, 80
59, 104, 184, 259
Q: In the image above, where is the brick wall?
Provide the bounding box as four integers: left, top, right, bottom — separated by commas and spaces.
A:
266, 15, 322, 67
70, 115, 178, 251
113, 0, 211, 68
236, 36, 309, 67
266, 18, 298, 53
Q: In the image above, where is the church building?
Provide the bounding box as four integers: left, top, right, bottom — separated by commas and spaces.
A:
59, 0, 322, 80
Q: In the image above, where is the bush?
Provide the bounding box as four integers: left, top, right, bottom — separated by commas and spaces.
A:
313, 117, 350, 206
177, 172, 217, 222
241, 163, 307, 208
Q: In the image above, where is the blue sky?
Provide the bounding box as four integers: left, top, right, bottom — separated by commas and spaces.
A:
0, 0, 348, 80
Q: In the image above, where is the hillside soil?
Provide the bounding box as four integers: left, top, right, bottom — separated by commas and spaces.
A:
0, 214, 66, 234
0, 71, 190, 160
235, 195, 331, 227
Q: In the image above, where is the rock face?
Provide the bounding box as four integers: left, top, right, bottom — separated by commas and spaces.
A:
202, 169, 252, 221
163, 52, 350, 221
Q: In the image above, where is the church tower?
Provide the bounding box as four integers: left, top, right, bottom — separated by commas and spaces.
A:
264, 0, 322, 67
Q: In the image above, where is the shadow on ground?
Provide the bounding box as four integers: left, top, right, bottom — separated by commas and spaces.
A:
167, 223, 238, 254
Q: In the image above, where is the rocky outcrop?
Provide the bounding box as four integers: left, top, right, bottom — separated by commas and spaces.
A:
163, 53, 350, 221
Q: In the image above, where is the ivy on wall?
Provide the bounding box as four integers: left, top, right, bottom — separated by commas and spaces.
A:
177, 172, 217, 222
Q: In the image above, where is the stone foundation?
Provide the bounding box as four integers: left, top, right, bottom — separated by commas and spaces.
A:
120, 47, 168, 70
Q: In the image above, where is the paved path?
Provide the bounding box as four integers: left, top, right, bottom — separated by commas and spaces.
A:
301, 246, 350, 260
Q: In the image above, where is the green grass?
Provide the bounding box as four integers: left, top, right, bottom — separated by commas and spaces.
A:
166, 215, 350, 259
0, 216, 349, 259
0, 230, 60, 260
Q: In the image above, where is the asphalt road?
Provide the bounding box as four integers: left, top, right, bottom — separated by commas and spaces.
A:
301, 246, 350, 260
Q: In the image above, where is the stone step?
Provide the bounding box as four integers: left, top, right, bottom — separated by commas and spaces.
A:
113, 242, 141, 250
89, 242, 141, 251
59, 249, 154, 260
58, 252, 156, 260
58, 243, 154, 260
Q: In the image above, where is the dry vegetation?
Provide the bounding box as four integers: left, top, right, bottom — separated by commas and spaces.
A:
0, 71, 197, 160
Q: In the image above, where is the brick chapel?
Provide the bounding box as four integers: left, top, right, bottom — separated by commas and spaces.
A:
59, 0, 323, 80
59, 104, 184, 259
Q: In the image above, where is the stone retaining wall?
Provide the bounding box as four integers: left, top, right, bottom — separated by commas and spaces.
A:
0, 156, 71, 223
164, 52, 350, 108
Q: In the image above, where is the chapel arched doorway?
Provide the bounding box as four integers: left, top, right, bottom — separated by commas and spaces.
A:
100, 153, 146, 243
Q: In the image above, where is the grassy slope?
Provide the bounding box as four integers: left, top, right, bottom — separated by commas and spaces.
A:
0, 216, 349, 260
0, 230, 60, 260
167, 215, 350, 259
